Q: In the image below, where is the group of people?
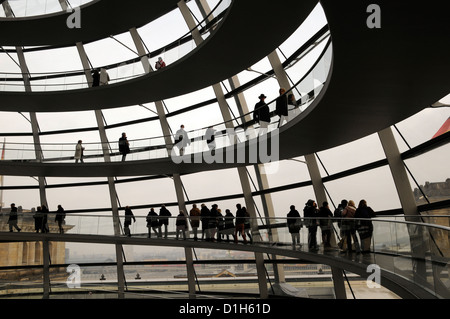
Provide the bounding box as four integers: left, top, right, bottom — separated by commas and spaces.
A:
286, 199, 376, 253
253, 88, 300, 134
122, 203, 253, 243
5, 203, 66, 234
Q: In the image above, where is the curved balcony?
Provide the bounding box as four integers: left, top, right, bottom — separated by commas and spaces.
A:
0, 214, 449, 299
0, 36, 332, 176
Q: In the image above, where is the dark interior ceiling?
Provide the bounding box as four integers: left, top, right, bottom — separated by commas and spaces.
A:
0, 0, 180, 46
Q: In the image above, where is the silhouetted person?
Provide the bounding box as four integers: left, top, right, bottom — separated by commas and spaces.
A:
146, 208, 160, 238
8, 203, 21, 232
124, 206, 136, 237
55, 204, 66, 234
155, 57, 166, 70
176, 211, 187, 240
355, 199, 376, 253
223, 209, 236, 242
303, 199, 318, 251
287, 205, 301, 249
253, 94, 270, 135
234, 204, 248, 244
118, 132, 130, 161
33, 206, 43, 233
159, 205, 172, 238
92, 69, 100, 87
200, 203, 210, 240
189, 204, 201, 241
275, 88, 288, 126
318, 201, 333, 249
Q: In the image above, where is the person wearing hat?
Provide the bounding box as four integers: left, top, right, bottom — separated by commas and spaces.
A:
253, 94, 270, 135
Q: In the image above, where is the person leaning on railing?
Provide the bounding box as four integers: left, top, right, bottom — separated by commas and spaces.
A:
355, 200, 376, 254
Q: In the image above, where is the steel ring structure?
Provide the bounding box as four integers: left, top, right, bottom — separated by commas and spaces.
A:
0, 0, 449, 303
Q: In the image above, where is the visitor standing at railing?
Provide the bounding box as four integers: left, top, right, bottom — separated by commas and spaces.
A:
200, 203, 210, 240
176, 210, 188, 240
124, 206, 136, 237
8, 203, 21, 232
234, 203, 248, 244
318, 201, 333, 250
287, 205, 302, 249
275, 88, 288, 127
33, 206, 43, 233
189, 204, 201, 241
303, 199, 319, 251
55, 204, 66, 234
253, 94, 270, 135
355, 199, 376, 253
223, 209, 236, 242
146, 208, 160, 238
341, 200, 360, 254
159, 205, 172, 239
207, 204, 220, 241
74, 140, 85, 163
216, 208, 225, 242
118, 132, 130, 161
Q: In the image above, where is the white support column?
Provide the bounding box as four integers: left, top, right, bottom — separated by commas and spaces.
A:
130, 26, 196, 297
75, 41, 126, 298
378, 127, 427, 283
42, 239, 50, 299
180, 1, 269, 298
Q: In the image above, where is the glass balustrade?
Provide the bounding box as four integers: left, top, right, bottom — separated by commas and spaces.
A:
0, 213, 449, 298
